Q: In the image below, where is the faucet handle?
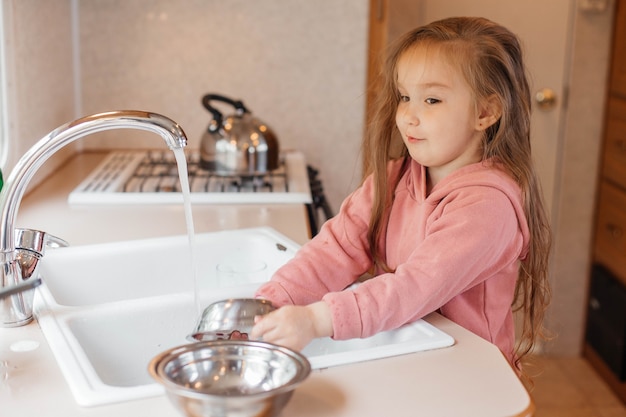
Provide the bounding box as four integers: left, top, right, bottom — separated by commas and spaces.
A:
15, 229, 68, 282
43, 233, 69, 250
15, 228, 68, 255
0, 277, 41, 301
0, 230, 67, 327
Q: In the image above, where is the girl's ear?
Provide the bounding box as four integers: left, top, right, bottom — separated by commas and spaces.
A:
476, 95, 502, 131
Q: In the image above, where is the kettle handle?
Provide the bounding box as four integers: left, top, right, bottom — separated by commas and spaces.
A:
201, 94, 249, 132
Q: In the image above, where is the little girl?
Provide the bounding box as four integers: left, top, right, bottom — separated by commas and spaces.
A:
251, 16, 551, 369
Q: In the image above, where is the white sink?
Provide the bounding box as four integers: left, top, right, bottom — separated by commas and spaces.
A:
34, 227, 454, 407
38, 228, 295, 306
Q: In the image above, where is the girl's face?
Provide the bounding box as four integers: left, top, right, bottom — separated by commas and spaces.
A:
395, 45, 491, 188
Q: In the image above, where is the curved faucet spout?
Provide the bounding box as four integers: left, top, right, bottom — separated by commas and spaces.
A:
0, 110, 188, 326
0, 111, 187, 252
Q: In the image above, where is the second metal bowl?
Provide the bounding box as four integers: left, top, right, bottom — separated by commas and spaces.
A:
189, 298, 276, 342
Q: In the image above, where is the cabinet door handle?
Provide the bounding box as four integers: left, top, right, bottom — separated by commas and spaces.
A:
606, 223, 624, 239
613, 139, 626, 153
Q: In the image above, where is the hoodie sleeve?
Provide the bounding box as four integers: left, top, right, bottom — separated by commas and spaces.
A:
254, 171, 378, 306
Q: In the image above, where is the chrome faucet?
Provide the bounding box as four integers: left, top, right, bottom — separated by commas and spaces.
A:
0, 110, 188, 327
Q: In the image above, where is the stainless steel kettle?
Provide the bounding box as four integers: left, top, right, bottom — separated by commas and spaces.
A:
200, 94, 280, 176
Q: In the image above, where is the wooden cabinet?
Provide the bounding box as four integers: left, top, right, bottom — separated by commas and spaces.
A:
602, 97, 626, 189
611, 0, 626, 98
594, 94, 626, 283
594, 182, 626, 281
585, 0, 626, 403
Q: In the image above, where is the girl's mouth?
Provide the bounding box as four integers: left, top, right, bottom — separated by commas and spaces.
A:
406, 135, 422, 143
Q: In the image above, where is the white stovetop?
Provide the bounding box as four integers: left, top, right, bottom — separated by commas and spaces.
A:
68, 149, 312, 205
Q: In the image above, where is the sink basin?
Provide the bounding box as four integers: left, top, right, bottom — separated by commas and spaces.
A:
34, 227, 454, 407
37, 227, 296, 306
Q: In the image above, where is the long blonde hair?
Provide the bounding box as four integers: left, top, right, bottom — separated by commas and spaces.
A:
364, 17, 552, 365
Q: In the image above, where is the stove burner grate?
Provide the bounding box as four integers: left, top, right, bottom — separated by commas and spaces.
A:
121, 150, 289, 194
68, 149, 314, 205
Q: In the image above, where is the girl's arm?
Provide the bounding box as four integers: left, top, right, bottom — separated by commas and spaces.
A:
255, 172, 378, 306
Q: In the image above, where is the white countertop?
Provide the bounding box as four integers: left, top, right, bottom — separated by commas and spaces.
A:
1, 152, 534, 417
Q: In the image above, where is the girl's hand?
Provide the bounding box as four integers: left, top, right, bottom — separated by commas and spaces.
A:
250, 301, 333, 351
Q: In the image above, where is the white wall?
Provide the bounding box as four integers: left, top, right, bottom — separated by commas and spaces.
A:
1, 0, 77, 184
77, 0, 369, 211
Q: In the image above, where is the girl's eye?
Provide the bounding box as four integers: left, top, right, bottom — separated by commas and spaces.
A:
425, 98, 441, 105
399, 95, 410, 102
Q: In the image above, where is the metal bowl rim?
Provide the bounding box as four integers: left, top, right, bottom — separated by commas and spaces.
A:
200, 298, 275, 308
191, 298, 276, 335
148, 340, 311, 399
196, 298, 276, 317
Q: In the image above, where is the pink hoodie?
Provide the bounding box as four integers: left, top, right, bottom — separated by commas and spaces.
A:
255, 158, 529, 364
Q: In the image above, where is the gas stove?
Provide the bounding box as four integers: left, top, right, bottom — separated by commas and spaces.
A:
68, 149, 312, 205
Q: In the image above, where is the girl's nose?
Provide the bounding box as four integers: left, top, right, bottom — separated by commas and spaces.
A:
400, 105, 419, 126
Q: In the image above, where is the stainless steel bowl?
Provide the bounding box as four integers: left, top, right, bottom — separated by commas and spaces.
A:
149, 340, 311, 417
189, 298, 276, 342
